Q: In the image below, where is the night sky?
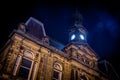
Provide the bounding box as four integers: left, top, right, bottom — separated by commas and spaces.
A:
0, 0, 120, 77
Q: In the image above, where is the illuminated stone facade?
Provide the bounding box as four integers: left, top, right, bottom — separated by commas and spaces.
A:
0, 17, 108, 80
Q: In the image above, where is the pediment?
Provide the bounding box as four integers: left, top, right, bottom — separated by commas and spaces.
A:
64, 43, 99, 60
78, 44, 98, 57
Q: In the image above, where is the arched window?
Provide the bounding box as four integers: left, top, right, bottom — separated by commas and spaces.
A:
76, 71, 78, 80
80, 72, 88, 80
13, 50, 36, 80
80, 75, 88, 80
24, 50, 34, 59
18, 50, 34, 80
70, 69, 74, 80
53, 62, 62, 80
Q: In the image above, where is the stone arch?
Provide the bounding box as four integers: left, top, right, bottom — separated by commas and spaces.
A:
24, 50, 34, 59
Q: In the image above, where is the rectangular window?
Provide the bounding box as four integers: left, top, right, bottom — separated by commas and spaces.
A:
53, 70, 59, 80
18, 58, 32, 79
70, 69, 74, 80
22, 58, 32, 68
18, 67, 29, 79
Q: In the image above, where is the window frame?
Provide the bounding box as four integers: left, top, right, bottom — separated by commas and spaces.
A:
18, 57, 33, 80
53, 62, 62, 80
13, 50, 38, 80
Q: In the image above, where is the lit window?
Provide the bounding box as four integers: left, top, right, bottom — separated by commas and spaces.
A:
53, 62, 62, 80
71, 34, 76, 40
80, 34, 85, 40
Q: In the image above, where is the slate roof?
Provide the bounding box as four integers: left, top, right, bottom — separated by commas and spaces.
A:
25, 17, 46, 40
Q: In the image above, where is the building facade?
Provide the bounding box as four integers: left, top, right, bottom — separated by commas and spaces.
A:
0, 14, 108, 80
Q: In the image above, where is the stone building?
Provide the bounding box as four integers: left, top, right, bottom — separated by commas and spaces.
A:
0, 13, 108, 80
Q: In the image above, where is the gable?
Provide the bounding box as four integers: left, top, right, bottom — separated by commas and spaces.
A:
79, 44, 98, 57
64, 43, 99, 61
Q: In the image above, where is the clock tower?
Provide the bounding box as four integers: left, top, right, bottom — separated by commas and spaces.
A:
69, 11, 87, 44
63, 11, 107, 80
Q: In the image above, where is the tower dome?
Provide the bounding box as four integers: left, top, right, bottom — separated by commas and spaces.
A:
69, 11, 87, 44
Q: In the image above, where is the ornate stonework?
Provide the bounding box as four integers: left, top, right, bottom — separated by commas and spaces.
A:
0, 17, 108, 80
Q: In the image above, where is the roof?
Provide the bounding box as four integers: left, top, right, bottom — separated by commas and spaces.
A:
49, 37, 65, 50
25, 17, 46, 40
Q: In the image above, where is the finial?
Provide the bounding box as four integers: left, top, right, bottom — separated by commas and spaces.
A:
18, 23, 26, 32
73, 9, 83, 26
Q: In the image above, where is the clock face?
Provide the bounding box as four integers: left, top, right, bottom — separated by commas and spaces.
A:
71, 34, 76, 40
80, 34, 85, 40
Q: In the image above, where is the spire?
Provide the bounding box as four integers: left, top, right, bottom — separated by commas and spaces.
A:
73, 9, 83, 27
